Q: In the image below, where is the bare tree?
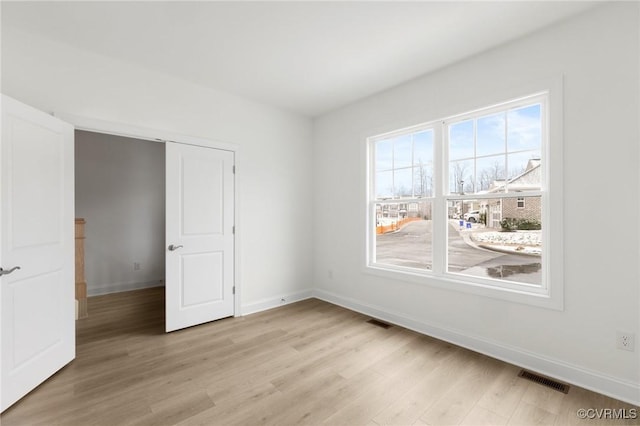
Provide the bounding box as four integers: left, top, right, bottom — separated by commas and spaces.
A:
396, 183, 412, 197
414, 160, 433, 197
508, 163, 527, 179
451, 162, 473, 194
478, 160, 505, 191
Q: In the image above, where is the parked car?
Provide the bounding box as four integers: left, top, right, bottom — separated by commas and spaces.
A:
463, 210, 480, 223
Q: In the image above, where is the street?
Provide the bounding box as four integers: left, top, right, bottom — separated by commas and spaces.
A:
375, 220, 541, 284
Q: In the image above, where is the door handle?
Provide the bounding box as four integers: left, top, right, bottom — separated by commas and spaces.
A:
0, 266, 21, 276
168, 244, 183, 251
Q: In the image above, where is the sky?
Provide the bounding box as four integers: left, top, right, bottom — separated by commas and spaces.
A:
375, 103, 542, 198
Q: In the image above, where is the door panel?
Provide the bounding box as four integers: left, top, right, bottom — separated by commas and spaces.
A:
1, 95, 74, 412
166, 142, 234, 332
10, 118, 64, 248
182, 156, 225, 235
182, 252, 224, 306
13, 271, 64, 367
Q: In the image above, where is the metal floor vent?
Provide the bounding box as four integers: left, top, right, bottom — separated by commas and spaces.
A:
366, 318, 392, 329
518, 369, 570, 394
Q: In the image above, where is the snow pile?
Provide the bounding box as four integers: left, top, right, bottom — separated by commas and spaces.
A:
471, 231, 542, 255
472, 231, 541, 246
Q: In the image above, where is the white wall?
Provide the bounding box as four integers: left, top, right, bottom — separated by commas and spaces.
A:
1, 27, 314, 312
75, 131, 165, 296
313, 3, 639, 404
3, 1, 638, 405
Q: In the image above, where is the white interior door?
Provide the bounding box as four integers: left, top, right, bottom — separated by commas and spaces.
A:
165, 141, 235, 332
1, 95, 75, 411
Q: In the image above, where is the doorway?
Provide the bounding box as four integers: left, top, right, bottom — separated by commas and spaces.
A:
75, 130, 166, 299
73, 126, 238, 332
2, 98, 238, 411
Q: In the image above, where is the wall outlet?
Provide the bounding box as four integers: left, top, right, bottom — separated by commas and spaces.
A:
328, 269, 334, 279
616, 332, 635, 351
133, 262, 141, 271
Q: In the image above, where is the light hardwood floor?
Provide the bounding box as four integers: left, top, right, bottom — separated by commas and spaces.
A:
2, 288, 637, 425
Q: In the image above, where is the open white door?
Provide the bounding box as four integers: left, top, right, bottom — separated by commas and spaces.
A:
165, 141, 235, 332
1, 96, 75, 411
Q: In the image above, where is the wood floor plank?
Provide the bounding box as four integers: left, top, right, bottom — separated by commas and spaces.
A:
373, 347, 473, 426
1, 287, 637, 426
475, 363, 529, 419
133, 390, 214, 426
419, 353, 504, 425
266, 361, 386, 425
179, 383, 283, 426
507, 400, 557, 425
459, 405, 509, 426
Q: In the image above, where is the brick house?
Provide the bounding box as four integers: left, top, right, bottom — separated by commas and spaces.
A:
482, 158, 541, 228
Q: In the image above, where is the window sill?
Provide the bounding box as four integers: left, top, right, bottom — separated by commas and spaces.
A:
364, 264, 563, 310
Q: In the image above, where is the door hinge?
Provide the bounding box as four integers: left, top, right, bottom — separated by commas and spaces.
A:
232, 286, 236, 295
232, 225, 235, 234
232, 165, 236, 174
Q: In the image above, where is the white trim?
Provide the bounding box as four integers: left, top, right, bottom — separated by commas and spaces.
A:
55, 112, 243, 319
312, 288, 640, 406
54, 112, 239, 152
87, 280, 164, 297
365, 79, 563, 310
363, 265, 558, 309
446, 191, 543, 201
241, 289, 313, 316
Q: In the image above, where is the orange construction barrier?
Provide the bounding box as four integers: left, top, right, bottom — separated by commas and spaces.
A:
376, 217, 421, 234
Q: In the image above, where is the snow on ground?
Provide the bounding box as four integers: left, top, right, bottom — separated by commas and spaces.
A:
470, 230, 541, 255
471, 231, 541, 246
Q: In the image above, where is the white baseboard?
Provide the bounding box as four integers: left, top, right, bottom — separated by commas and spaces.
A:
241, 288, 313, 315
87, 280, 164, 297
313, 288, 640, 406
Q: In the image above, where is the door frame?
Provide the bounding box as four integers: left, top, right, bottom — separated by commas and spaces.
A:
56, 112, 242, 318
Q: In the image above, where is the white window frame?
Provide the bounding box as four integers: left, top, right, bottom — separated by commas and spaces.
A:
368, 123, 437, 273
365, 84, 563, 310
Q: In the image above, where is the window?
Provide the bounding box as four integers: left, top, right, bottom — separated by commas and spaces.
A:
371, 127, 434, 270
367, 92, 557, 304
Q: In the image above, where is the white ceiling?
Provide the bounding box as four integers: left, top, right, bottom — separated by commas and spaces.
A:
3, 1, 598, 117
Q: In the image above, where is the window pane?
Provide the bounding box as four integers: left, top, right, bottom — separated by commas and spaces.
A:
449, 120, 474, 160
477, 112, 505, 157
375, 201, 433, 270
394, 134, 412, 168
394, 168, 413, 197
476, 155, 506, 192
413, 164, 433, 197
413, 130, 433, 164
413, 130, 433, 165
449, 159, 474, 194
507, 104, 541, 152
376, 139, 393, 171
370, 96, 547, 294
507, 151, 541, 190
447, 196, 542, 286
375, 170, 393, 199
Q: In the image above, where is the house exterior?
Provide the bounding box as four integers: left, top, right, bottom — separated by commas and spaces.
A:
376, 200, 431, 224
482, 158, 541, 229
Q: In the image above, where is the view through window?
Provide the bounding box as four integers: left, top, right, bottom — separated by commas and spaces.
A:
373, 128, 434, 270
369, 94, 546, 292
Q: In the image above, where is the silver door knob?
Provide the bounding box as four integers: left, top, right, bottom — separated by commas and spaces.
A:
168, 244, 183, 251
0, 266, 21, 276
